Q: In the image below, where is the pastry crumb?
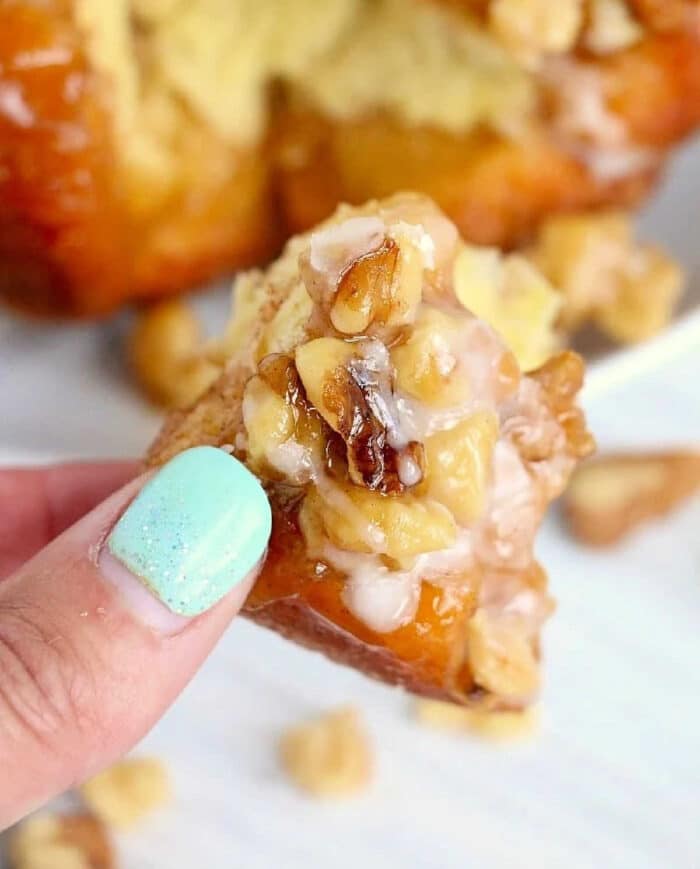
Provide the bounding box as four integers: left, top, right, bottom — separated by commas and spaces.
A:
528, 211, 683, 344
563, 450, 700, 546
279, 707, 372, 798
415, 699, 539, 741
128, 300, 221, 409
80, 757, 171, 829
7, 812, 113, 869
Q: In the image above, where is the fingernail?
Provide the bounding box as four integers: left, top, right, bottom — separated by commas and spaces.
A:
102, 446, 271, 627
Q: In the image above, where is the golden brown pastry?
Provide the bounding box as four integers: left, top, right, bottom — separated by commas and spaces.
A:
147, 194, 594, 707
1, 0, 699, 316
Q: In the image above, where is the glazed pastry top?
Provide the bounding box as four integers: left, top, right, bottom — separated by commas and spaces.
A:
233, 195, 592, 668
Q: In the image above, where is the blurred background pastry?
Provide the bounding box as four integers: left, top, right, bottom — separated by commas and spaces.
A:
1, 0, 697, 316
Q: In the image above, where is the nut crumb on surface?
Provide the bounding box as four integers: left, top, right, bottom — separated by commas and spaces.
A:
563, 451, 700, 546
128, 300, 221, 409
7, 813, 113, 869
80, 757, 171, 829
415, 699, 539, 741
279, 707, 372, 798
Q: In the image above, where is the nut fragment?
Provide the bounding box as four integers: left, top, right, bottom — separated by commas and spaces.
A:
415, 699, 539, 741
129, 300, 220, 409
295, 337, 358, 431
529, 212, 683, 343
424, 411, 499, 524
279, 707, 372, 798
80, 757, 171, 829
593, 250, 683, 344
489, 0, 583, 63
467, 608, 539, 699
297, 337, 424, 493
563, 450, 700, 546
391, 307, 472, 407
454, 247, 561, 372
585, 0, 643, 53
332, 239, 401, 334
8, 813, 113, 869
315, 486, 457, 558
242, 375, 297, 477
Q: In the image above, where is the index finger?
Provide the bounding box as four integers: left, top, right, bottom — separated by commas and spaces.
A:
0, 461, 139, 579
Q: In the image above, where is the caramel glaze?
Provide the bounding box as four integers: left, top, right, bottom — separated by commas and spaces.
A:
245, 490, 482, 702
0, 0, 128, 316
246, 494, 553, 705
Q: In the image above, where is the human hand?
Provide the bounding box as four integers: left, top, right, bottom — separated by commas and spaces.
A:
0, 447, 271, 829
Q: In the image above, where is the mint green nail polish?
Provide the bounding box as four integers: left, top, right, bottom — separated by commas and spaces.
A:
107, 446, 271, 616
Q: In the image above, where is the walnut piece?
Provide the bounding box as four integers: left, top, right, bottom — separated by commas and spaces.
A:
467, 608, 540, 700
585, 0, 644, 53
454, 248, 562, 372
8, 813, 113, 869
80, 757, 171, 829
415, 699, 539, 741
528, 212, 683, 344
279, 707, 372, 798
489, 0, 584, 64
563, 451, 700, 546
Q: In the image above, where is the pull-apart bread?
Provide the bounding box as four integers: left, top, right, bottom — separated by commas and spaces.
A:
1, 0, 699, 315
147, 195, 594, 708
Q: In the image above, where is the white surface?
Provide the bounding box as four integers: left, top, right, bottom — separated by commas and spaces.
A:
1, 143, 700, 868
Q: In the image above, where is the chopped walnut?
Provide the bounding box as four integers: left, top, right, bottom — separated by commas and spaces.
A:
467, 608, 540, 699
7, 813, 113, 869
80, 757, 171, 829
415, 699, 539, 741
563, 451, 700, 546
296, 336, 424, 493
279, 707, 372, 798
528, 212, 683, 343
333, 238, 402, 335
453, 248, 562, 372
489, 0, 584, 65
585, 0, 644, 53
129, 300, 221, 409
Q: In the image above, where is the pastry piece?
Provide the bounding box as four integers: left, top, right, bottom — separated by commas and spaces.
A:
80, 757, 171, 829
2, 0, 699, 317
7, 812, 114, 869
279, 707, 372, 798
563, 450, 700, 546
147, 194, 594, 707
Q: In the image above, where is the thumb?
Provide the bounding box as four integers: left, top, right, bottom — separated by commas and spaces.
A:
0, 446, 271, 829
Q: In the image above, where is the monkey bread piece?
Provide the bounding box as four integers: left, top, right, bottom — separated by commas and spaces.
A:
147, 194, 594, 708
1, 0, 699, 317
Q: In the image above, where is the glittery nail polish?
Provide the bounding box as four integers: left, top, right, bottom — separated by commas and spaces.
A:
104, 446, 271, 618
